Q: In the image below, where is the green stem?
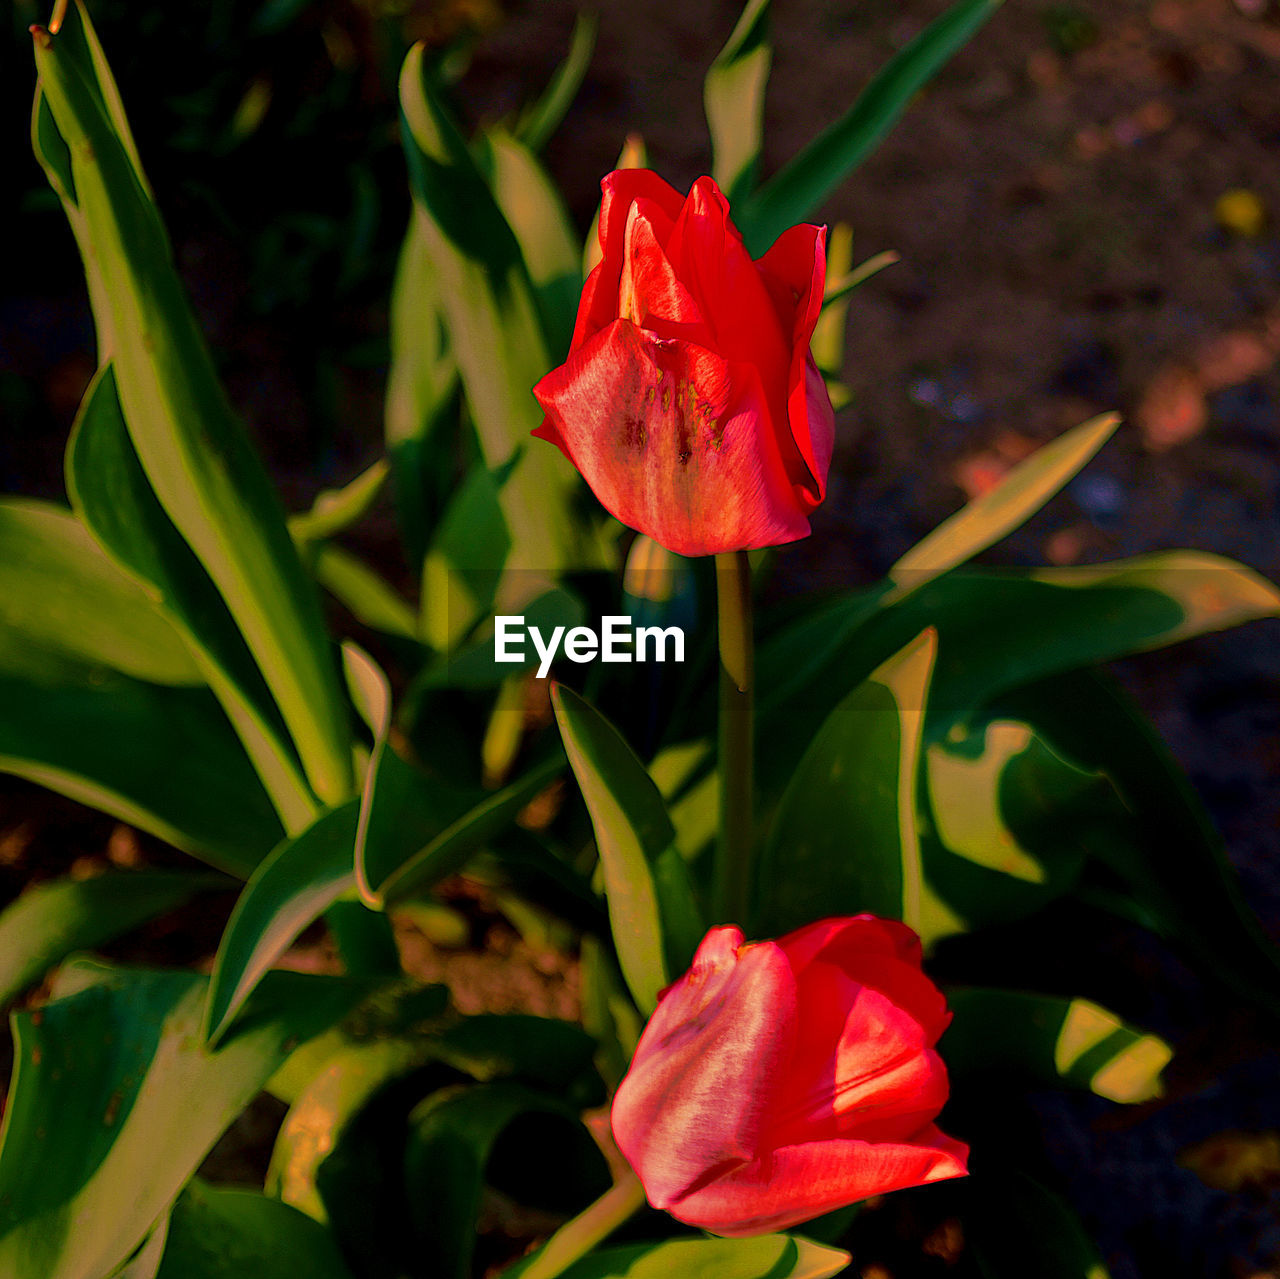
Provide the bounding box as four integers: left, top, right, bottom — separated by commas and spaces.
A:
521, 1171, 646, 1279
715, 550, 754, 926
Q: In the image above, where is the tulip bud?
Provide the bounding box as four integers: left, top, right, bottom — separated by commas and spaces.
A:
533, 171, 835, 558
610, 918, 969, 1237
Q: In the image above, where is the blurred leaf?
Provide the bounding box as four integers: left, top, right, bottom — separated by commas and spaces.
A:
111, 1222, 168, 1279
0, 497, 200, 687
399, 43, 593, 577
0, 961, 365, 1279
384, 213, 460, 576
204, 803, 361, 1047
945, 989, 1171, 1102
756, 630, 960, 941
552, 686, 704, 1012
288, 461, 389, 547
67, 364, 317, 833
821, 247, 900, 308
966, 1171, 1110, 1279
404, 1082, 609, 1279
579, 935, 641, 1091
1180, 1131, 1280, 1193
34, 2, 354, 805
310, 544, 420, 642
738, 0, 1004, 254
998, 669, 1280, 1020
506, 1234, 852, 1279
888, 413, 1120, 601
154, 1180, 353, 1279
704, 0, 772, 206
810, 222, 853, 379
516, 12, 599, 152
0, 870, 224, 1007
420, 461, 511, 651
482, 128, 583, 358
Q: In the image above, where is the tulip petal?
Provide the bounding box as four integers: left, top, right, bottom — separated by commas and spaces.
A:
667, 1126, 970, 1237
779, 915, 926, 975
618, 202, 706, 340
533, 319, 812, 556
612, 927, 797, 1210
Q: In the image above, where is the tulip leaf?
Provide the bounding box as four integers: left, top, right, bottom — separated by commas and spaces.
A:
399, 42, 592, 577
757, 629, 961, 942
0, 651, 282, 877
204, 803, 362, 1047
309, 544, 421, 642
152, 1180, 353, 1279
579, 936, 642, 1091
34, 2, 354, 806
0, 870, 225, 1008
0, 496, 200, 688
0, 961, 367, 1279
704, 0, 772, 206
810, 223, 854, 380
918, 720, 1111, 943
551, 685, 704, 1012
481, 128, 583, 358
965, 1171, 1111, 1279
997, 669, 1280, 1020
738, 0, 1004, 254
888, 413, 1121, 600
384, 212, 460, 577
505, 1234, 852, 1279
404, 1082, 610, 1279
515, 11, 599, 153
67, 363, 317, 833
288, 460, 389, 548
945, 989, 1171, 1103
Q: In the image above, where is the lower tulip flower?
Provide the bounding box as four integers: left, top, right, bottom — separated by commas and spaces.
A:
610, 917, 969, 1236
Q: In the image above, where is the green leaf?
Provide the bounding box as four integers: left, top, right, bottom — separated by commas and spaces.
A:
153, 1180, 353, 1279
888, 413, 1121, 600
67, 363, 317, 833
515, 12, 599, 153
738, 0, 1004, 254
757, 629, 960, 942
506, 1235, 852, 1279
966, 1172, 1111, 1279
945, 989, 1171, 1103
810, 223, 854, 379
399, 43, 595, 577
997, 669, 1280, 1019
552, 685, 704, 1012
919, 720, 1108, 941
0, 961, 366, 1279
0, 870, 223, 1007
482, 128, 583, 357
704, 0, 772, 206
404, 1082, 609, 1279
288, 460, 389, 547
204, 803, 362, 1047
34, 3, 354, 805
0, 497, 200, 687
0, 657, 282, 877
310, 544, 420, 642
384, 212, 460, 576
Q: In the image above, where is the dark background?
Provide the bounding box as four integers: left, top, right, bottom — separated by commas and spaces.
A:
5, 1, 1280, 1275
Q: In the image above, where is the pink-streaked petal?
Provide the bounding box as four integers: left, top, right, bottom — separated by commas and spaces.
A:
667, 1126, 970, 1237
612, 928, 797, 1209
533, 319, 812, 556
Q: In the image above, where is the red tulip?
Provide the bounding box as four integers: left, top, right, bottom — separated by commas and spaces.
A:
610, 918, 969, 1237
532, 171, 835, 558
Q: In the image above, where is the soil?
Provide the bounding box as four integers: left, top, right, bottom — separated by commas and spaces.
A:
5, 1, 1280, 1276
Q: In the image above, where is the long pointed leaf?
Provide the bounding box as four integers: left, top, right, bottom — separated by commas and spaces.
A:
704, 0, 772, 206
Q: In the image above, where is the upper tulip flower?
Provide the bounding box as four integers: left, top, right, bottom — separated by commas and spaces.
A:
610, 917, 968, 1237
532, 171, 835, 558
